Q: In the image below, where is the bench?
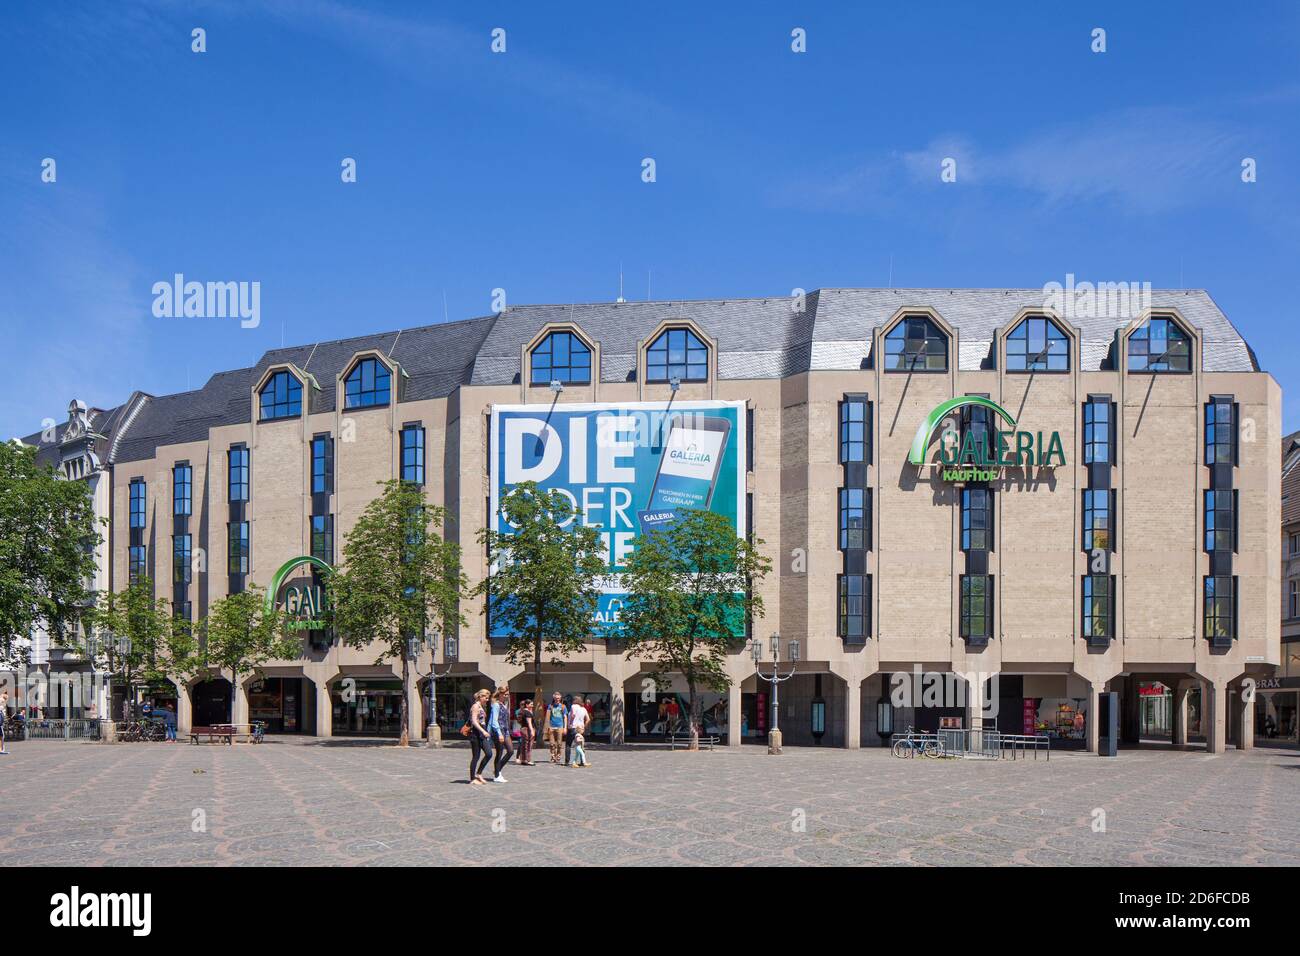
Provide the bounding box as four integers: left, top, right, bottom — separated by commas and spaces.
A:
190, 724, 235, 745
669, 734, 719, 751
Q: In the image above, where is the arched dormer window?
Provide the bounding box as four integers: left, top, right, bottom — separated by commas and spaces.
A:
646, 326, 708, 383
1006, 315, 1069, 371
884, 315, 948, 372
259, 371, 302, 421
1128, 316, 1192, 372
344, 357, 391, 409
530, 331, 591, 386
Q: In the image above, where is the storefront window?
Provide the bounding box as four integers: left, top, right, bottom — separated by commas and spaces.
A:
1024, 697, 1088, 747
331, 678, 403, 736
248, 677, 308, 733
1256, 691, 1298, 743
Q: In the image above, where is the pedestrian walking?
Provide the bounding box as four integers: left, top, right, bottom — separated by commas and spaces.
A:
0, 690, 9, 755
490, 686, 513, 783
545, 692, 566, 763
569, 695, 590, 767
162, 702, 178, 742
516, 698, 536, 766
466, 689, 493, 785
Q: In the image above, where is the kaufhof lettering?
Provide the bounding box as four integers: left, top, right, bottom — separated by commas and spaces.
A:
909, 396, 1065, 480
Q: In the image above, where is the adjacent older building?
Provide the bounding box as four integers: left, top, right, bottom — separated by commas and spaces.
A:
99, 289, 1282, 753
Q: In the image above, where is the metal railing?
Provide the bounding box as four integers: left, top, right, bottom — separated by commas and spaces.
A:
23, 718, 103, 740
892, 728, 1051, 761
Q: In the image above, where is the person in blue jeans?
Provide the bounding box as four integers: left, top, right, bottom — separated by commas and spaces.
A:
545, 692, 567, 763
162, 702, 178, 742
489, 686, 513, 783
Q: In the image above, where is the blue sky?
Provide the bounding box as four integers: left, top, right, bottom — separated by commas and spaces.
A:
2, 0, 1298, 438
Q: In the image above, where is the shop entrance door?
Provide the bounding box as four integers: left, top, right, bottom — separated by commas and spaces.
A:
331, 679, 403, 736
192, 679, 232, 726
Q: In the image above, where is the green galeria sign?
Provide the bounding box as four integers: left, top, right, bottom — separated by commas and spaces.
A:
265, 555, 332, 631
908, 396, 1066, 481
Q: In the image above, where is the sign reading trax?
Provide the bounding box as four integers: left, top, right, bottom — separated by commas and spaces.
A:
908, 396, 1066, 481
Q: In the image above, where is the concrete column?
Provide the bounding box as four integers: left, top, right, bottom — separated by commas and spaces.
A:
1173, 683, 1189, 748
1238, 680, 1255, 751
232, 676, 249, 725
1087, 682, 1102, 754
316, 681, 333, 737
404, 667, 421, 743
609, 684, 626, 746
177, 686, 193, 735
845, 678, 861, 749
727, 682, 742, 748
1205, 680, 1228, 754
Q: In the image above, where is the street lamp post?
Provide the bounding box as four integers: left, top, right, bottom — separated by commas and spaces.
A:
411, 631, 457, 747
751, 634, 799, 755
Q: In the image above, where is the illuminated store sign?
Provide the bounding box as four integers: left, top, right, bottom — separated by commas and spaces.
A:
908, 396, 1065, 481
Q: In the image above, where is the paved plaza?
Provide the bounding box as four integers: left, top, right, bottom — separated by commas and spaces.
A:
2, 738, 1299, 866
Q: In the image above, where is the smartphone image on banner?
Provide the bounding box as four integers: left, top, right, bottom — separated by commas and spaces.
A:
638, 414, 731, 531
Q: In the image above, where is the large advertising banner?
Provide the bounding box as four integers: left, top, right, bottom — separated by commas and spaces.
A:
489, 400, 747, 636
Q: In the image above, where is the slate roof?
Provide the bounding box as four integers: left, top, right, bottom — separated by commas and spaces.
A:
103, 289, 1259, 464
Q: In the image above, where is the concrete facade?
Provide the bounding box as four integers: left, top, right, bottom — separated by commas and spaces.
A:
99, 290, 1282, 754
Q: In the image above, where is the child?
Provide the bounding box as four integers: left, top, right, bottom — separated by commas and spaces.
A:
571, 731, 589, 767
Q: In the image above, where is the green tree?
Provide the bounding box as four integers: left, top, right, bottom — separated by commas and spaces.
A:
619, 508, 771, 750
83, 577, 187, 723
0, 440, 102, 666
475, 481, 605, 710
330, 480, 467, 746
189, 585, 298, 725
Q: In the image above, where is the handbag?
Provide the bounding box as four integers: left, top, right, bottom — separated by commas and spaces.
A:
460, 722, 471, 738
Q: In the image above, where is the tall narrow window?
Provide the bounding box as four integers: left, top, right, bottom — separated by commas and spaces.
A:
883, 316, 948, 372
401, 425, 425, 486
839, 398, 867, 463
1082, 575, 1113, 641
173, 465, 192, 516
1082, 490, 1113, 552
1289, 579, 1298, 620
259, 371, 303, 420
837, 573, 870, 639
1127, 316, 1192, 372
175, 601, 192, 622
960, 575, 993, 640
1006, 315, 1069, 371
228, 521, 249, 575
129, 479, 146, 529
530, 331, 592, 386
1083, 398, 1112, 465
173, 534, 192, 584
838, 488, 868, 550
228, 446, 249, 502
1205, 398, 1237, 465
646, 327, 709, 383
311, 515, 334, 564
961, 488, 992, 551
1204, 575, 1236, 642
1203, 489, 1237, 553
344, 358, 391, 409
311, 435, 333, 494
128, 545, 147, 584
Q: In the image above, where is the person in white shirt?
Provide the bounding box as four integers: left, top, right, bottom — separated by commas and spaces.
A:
568, 695, 590, 767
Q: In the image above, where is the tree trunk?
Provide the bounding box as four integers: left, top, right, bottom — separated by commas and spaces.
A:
688, 677, 700, 751
399, 651, 410, 747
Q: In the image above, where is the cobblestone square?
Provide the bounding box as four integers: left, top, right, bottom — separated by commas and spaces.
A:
2, 740, 1298, 866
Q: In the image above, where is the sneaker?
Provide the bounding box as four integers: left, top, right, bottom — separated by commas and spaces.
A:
493, 775, 507, 783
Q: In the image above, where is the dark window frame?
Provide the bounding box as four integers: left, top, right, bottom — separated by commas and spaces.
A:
173, 534, 192, 585
837, 573, 871, 639
228, 446, 250, 502
646, 327, 709, 384
128, 545, 147, 584
838, 487, 869, 551
172, 464, 192, 516
1204, 397, 1238, 466
311, 514, 334, 564
343, 357, 392, 410
1203, 488, 1238, 554
1127, 316, 1193, 373
959, 574, 993, 640
259, 370, 303, 421
1081, 574, 1114, 640
529, 330, 593, 386
400, 424, 426, 486
961, 487, 993, 552
1005, 315, 1070, 372
1082, 397, 1113, 465
311, 435, 333, 495
129, 479, 147, 529
1203, 575, 1237, 642
228, 521, 250, 575
883, 315, 948, 373
1082, 489, 1114, 553
839, 397, 869, 463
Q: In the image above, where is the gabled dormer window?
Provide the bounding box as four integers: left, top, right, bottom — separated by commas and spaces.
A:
646, 327, 708, 383
259, 371, 302, 421
344, 357, 391, 409
884, 316, 947, 372
1127, 316, 1192, 372
530, 331, 591, 386
1006, 315, 1069, 371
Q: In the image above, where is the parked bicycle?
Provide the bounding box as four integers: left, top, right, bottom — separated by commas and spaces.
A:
891, 726, 940, 758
